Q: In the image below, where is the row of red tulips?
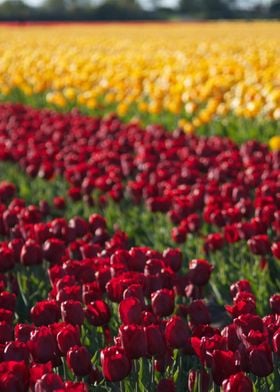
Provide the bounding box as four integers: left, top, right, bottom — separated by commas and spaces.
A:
0, 182, 278, 391
0, 104, 279, 261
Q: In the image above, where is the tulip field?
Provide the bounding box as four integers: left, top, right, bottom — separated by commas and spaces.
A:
0, 22, 279, 392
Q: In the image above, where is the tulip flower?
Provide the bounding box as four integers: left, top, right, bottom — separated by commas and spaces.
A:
101, 345, 131, 382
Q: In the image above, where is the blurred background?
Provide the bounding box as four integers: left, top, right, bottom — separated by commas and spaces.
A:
0, 0, 279, 21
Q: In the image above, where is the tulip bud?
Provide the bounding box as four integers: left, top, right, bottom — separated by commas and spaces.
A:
57, 324, 81, 355
20, 239, 42, 266
43, 238, 65, 264
34, 373, 64, 392
28, 326, 56, 363
119, 297, 142, 325
145, 324, 166, 357
222, 372, 253, 392
188, 259, 213, 286
212, 349, 239, 386
86, 300, 111, 326
151, 289, 174, 317
101, 345, 131, 382
165, 315, 190, 349
269, 294, 280, 314
3, 341, 29, 363
66, 345, 92, 376
248, 235, 271, 256
162, 248, 182, 272
187, 300, 211, 325
31, 300, 60, 326
120, 324, 147, 359
61, 300, 85, 325
248, 343, 273, 377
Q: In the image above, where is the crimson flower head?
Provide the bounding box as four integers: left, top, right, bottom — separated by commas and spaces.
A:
120, 324, 147, 359
204, 233, 224, 253
222, 372, 253, 392
211, 349, 239, 386
66, 345, 92, 377
101, 345, 131, 382
187, 300, 211, 325
3, 341, 29, 363
34, 372, 64, 392
31, 300, 60, 326
165, 315, 190, 349
43, 238, 65, 264
0, 361, 29, 391
248, 343, 273, 377
272, 242, 280, 259
269, 294, 280, 314
28, 326, 57, 363
247, 234, 271, 256
56, 324, 81, 355
162, 248, 182, 272
61, 300, 85, 325
20, 239, 42, 266
230, 280, 252, 299
86, 300, 111, 326
151, 289, 174, 317
144, 324, 166, 357
119, 297, 142, 325
188, 259, 213, 287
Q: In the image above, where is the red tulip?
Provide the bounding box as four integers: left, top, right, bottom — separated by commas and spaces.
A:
188, 259, 213, 286
66, 345, 92, 376
119, 324, 147, 359
165, 315, 190, 349
222, 372, 253, 392
151, 289, 174, 317
101, 345, 131, 382
119, 297, 142, 325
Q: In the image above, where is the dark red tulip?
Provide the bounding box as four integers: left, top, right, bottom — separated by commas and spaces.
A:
188, 259, 213, 287
120, 324, 147, 359
269, 294, 280, 314
28, 326, 57, 363
119, 297, 142, 325
66, 345, 92, 376
272, 242, 280, 259
162, 248, 182, 272
248, 235, 271, 256
151, 289, 174, 317
34, 373, 64, 392
187, 300, 211, 325
20, 239, 42, 266
101, 345, 131, 382
248, 343, 273, 377
31, 300, 60, 326
165, 315, 190, 349
222, 372, 253, 392
0, 321, 13, 344
57, 324, 81, 355
145, 324, 166, 357
86, 300, 111, 326
43, 238, 65, 264
61, 300, 85, 325
3, 341, 29, 363
211, 349, 239, 386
